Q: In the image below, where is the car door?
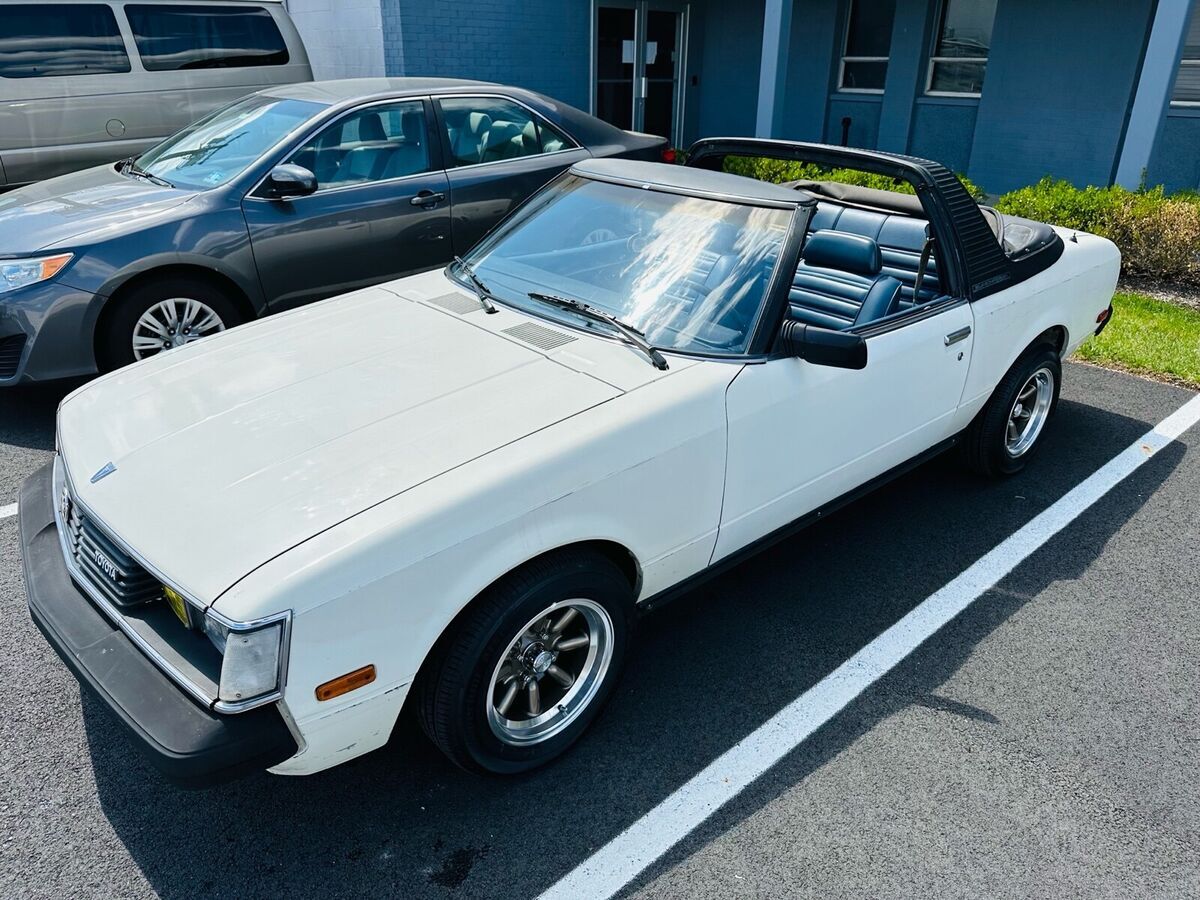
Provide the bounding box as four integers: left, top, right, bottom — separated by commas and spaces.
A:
434, 95, 591, 254
241, 98, 452, 311
713, 300, 974, 562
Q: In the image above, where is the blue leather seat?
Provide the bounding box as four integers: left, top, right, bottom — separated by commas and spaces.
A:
788, 230, 903, 330
809, 201, 940, 305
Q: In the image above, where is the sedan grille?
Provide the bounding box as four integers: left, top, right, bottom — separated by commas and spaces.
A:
62, 490, 163, 608
0, 335, 26, 379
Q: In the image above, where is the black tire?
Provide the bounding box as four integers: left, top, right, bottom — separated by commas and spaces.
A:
98, 276, 243, 372
961, 344, 1062, 477
416, 550, 634, 774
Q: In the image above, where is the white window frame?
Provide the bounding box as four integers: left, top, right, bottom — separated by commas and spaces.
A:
925, 57, 987, 98
924, 0, 993, 98
1171, 60, 1200, 107
837, 0, 889, 94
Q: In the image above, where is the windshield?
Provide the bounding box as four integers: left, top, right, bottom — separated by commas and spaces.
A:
462, 175, 794, 356
134, 94, 324, 190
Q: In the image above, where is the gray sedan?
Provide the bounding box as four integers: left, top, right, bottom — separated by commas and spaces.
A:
0, 77, 667, 384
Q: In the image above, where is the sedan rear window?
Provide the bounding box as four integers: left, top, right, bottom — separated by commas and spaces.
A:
125, 4, 289, 71
0, 4, 131, 79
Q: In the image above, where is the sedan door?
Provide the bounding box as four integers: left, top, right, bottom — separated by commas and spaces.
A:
713, 301, 974, 561
434, 95, 591, 254
242, 98, 452, 312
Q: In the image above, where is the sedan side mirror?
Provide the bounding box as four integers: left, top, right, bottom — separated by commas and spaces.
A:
263, 163, 317, 200
779, 320, 867, 370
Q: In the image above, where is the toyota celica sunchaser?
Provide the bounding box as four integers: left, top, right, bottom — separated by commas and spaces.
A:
20, 141, 1119, 785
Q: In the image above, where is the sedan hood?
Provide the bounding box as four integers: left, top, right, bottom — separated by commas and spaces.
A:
57, 286, 622, 603
0, 163, 195, 254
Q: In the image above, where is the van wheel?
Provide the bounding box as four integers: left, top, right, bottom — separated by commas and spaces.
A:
417, 550, 634, 774
98, 277, 242, 371
961, 345, 1062, 477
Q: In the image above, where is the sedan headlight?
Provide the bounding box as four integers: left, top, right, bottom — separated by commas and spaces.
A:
203, 612, 287, 705
0, 253, 73, 294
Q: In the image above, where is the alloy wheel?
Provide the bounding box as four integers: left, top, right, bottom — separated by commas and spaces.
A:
486, 599, 614, 746
1005, 366, 1055, 457
132, 297, 226, 360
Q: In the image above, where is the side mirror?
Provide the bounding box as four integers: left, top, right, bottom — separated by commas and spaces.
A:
263, 163, 317, 200
779, 320, 867, 370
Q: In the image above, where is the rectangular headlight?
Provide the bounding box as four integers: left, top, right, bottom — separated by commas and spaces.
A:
210, 618, 284, 704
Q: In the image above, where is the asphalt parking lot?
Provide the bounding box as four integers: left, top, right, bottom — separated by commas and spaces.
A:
1, 361, 1197, 899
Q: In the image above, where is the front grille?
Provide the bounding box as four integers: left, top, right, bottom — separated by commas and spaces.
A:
62, 491, 163, 609
0, 334, 26, 378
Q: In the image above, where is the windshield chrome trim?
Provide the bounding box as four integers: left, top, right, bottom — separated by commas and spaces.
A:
52, 456, 291, 715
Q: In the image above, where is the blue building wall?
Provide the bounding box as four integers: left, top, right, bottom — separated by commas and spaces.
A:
1148, 110, 1200, 191
380, 0, 591, 111
691, 0, 764, 139
967, 0, 1155, 193
909, 99, 977, 173
367, 0, 1197, 193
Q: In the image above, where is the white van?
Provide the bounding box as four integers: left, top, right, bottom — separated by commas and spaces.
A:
0, 0, 311, 187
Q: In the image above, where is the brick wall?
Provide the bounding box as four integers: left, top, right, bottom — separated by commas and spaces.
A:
286, 0, 386, 79
381, 0, 591, 110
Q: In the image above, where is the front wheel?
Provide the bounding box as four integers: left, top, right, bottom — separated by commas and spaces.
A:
98, 276, 242, 372
416, 550, 633, 774
961, 345, 1062, 477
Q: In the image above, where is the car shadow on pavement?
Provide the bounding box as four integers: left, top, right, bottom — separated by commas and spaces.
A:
0, 380, 84, 450
80, 394, 1185, 900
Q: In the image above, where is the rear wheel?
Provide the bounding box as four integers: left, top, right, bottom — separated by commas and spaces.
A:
98, 276, 242, 372
961, 345, 1061, 477
416, 550, 634, 774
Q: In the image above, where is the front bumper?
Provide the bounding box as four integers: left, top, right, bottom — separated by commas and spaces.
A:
18, 463, 297, 787
0, 279, 103, 385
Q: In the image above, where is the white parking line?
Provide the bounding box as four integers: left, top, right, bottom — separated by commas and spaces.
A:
0, 503, 16, 520
540, 393, 1200, 900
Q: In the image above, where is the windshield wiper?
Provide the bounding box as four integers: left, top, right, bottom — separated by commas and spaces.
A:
528, 291, 668, 370
119, 157, 174, 188
452, 256, 498, 314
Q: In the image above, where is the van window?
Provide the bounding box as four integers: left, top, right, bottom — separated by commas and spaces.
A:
0, 4, 131, 79
125, 4, 289, 71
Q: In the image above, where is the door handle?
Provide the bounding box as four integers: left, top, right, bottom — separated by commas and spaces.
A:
944, 326, 972, 346
409, 190, 445, 207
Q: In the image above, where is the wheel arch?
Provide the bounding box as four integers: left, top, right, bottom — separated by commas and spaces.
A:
403, 539, 641, 712
92, 263, 260, 364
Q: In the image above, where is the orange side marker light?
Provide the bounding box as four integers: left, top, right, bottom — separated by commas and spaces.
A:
315, 664, 376, 701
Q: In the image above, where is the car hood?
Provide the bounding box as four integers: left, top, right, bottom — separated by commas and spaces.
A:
57, 285, 624, 603
0, 163, 195, 254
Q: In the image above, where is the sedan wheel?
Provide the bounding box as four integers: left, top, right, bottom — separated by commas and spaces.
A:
132, 297, 227, 360
98, 276, 243, 372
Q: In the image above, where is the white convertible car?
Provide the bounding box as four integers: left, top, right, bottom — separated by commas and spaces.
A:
20, 140, 1119, 785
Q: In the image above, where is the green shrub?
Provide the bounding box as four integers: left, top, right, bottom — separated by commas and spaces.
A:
996, 178, 1200, 282
723, 155, 985, 200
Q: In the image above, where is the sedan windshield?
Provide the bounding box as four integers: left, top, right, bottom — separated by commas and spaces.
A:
463, 175, 794, 356
134, 94, 324, 190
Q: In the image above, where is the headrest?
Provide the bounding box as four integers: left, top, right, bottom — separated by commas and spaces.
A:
486, 121, 522, 147
801, 230, 882, 276
466, 112, 492, 136
358, 113, 386, 143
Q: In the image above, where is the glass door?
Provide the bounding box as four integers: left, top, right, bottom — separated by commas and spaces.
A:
594, 1, 686, 144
